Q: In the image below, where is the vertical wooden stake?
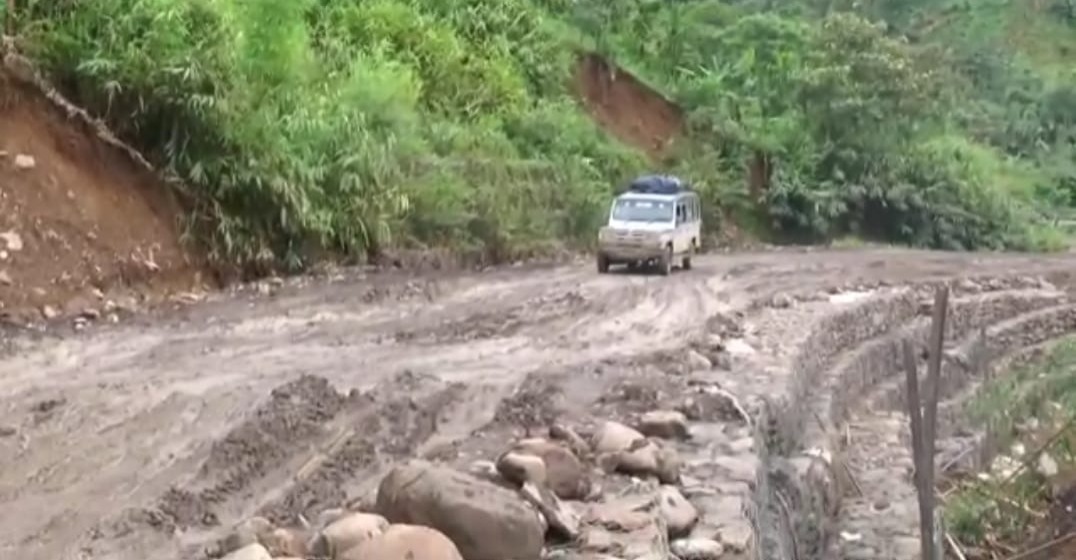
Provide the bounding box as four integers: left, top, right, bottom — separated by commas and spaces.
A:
905, 285, 950, 560
903, 339, 931, 560
923, 287, 948, 560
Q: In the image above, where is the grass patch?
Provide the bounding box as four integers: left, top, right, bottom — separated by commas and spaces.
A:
945, 336, 1076, 550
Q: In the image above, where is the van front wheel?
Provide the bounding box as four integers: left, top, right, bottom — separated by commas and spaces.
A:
682, 242, 694, 270
597, 253, 610, 274
658, 246, 673, 276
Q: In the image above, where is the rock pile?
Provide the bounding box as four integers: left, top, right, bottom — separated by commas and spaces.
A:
212, 410, 753, 560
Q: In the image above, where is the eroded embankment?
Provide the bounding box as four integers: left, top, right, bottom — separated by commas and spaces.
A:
743, 275, 1076, 560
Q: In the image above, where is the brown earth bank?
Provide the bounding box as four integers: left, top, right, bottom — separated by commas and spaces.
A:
0, 64, 208, 324
0, 248, 1075, 560
573, 53, 684, 160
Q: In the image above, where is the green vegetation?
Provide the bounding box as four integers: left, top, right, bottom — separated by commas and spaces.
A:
4, 0, 1075, 269
945, 336, 1076, 549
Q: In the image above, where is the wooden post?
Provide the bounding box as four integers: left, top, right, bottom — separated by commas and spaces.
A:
904, 285, 949, 560
923, 287, 948, 560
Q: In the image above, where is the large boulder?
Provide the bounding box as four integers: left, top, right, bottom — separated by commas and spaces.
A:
338, 524, 464, 560
375, 461, 545, 560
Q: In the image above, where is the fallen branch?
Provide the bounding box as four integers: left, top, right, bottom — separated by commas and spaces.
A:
997, 415, 1076, 488
1003, 532, 1075, 560
945, 532, 968, 560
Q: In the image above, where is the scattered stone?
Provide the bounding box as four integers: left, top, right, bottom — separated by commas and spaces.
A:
0, 425, 15, 437
658, 486, 698, 538
679, 386, 751, 424
580, 526, 619, 553
13, 154, 35, 170
654, 443, 682, 484
770, 293, 794, 308
614, 440, 660, 476
727, 437, 754, 454
80, 308, 101, 320
309, 512, 388, 558
338, 524, 463, 560
314, 508, 348, 530
709, 455, 759, 485
375, 461, 545, 560
220, 517, 274, 553
593, 421, 645, 454
512, 438, 590, 500
0, 270, 10, 285
220, 543, 271, 560
0, 231, 22, 252
519, 482, 580, 540
686, 350, 712, 370
40, 305, 59, 320
261, 527, 308, 558
723, 339, 756, 357
717, 521, 753, 552
670, 538, 724, 560
585, 495, 654, 531
637, 410, 689, 440
549, 423, 590, 459
497, 451, 548, 486
1038, 453, 1059, 477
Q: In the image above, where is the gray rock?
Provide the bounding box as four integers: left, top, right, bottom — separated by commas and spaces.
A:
657, 486, 698, 538
717, 521, 753, 553
512, 438, 590, 499
310, 512, 388, 558
686, 350, 713, 370
220, 543, 271, 560
593, 421, 645, 454
519, 482, 580, 540
338, 524, 463, 560
670, 538, 724, 560
497, 451, 548, 486
637, 410, 689, 440
375, 461, 545, 560
13, 154, 35, 170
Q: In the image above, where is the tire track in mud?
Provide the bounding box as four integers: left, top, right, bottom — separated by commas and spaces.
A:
1, 249, 1075, 560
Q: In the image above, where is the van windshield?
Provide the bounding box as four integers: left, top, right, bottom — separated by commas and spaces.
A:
611, 198, 674, 223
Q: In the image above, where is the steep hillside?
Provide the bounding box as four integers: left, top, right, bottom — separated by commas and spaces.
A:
3, 0, 1073, 270
0, 58, 205, 322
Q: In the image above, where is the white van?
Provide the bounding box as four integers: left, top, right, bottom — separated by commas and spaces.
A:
596, 175, 701, 275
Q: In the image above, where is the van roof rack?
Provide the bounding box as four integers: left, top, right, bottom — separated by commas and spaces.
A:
625, 174, 690, 195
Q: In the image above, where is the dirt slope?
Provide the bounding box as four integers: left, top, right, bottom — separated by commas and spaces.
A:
0, 65, 204, 323
574, 53, 684, 159
0, 248, 1074, 560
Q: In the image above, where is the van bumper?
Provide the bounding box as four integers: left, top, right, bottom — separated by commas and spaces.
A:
598, 243, 666, 262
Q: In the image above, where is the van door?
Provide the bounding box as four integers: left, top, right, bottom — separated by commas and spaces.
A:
674, 201, 688, 253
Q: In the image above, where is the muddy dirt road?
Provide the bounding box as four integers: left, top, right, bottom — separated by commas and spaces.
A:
0, 248, 1074, 560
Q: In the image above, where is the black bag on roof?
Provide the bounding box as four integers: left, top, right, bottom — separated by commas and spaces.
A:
627, 175, 687, 194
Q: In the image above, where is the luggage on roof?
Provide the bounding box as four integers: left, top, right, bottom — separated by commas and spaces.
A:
626, 175, 688, 195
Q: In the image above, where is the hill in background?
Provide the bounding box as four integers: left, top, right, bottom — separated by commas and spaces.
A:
1, 0, 1073, 272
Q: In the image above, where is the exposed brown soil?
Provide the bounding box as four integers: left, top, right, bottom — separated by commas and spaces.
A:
573, 53, 684, 160
0, 66, 206, 323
